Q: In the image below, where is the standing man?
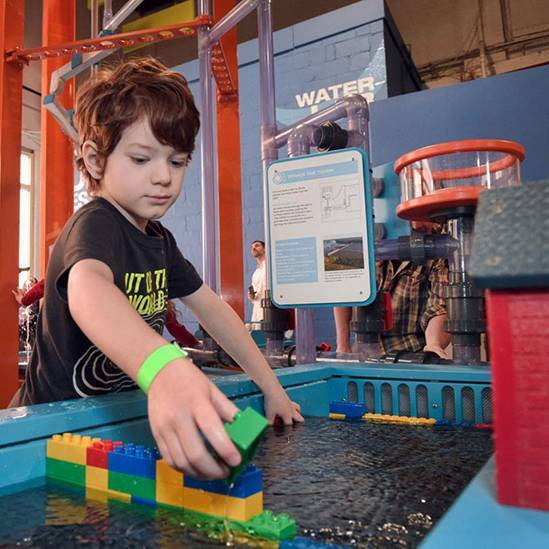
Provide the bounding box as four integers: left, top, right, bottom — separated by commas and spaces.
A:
248, 240, 267, 327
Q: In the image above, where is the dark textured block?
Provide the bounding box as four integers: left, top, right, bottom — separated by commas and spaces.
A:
470, 182, 549, 289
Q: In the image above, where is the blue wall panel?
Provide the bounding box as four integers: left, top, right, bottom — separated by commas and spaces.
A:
370, 63, 549, 182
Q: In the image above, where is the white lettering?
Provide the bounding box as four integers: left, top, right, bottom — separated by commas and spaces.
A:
358, 77, 374, 92
327, 84, 343, 99
343, 80, 358, 95
295, 90, 316, 108
315, 88, 331, 104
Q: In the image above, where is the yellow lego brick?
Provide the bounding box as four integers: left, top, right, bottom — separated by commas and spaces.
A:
47, 433, 93, 465
183, 487, 263, 522
107, 489, 131, 503
156, 459, 184, 485
157, 481, 184, 509
86, 487, 109, 504
46, 434, 66, 461
329, 413, 346, 419
86, 466, 108, 491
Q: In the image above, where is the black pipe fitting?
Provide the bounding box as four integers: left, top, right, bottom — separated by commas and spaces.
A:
350, 292, 385, 345
316, 121, 349, 152
261, 289, 291, 342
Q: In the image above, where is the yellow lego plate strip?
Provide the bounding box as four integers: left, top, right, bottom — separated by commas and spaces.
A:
362, 413, 436, 426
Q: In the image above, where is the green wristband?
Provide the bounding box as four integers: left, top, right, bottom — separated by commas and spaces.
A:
137, 343, 188, 395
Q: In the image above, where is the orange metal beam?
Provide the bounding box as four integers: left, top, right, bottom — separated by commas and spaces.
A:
0, 0, 24, 408
6, 16, 237, 101
40, 0, 75, 276
214, 0, 244, 319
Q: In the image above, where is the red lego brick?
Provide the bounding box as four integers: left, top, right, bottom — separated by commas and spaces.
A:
486, 289, 549, 512
87, 441, 110, 469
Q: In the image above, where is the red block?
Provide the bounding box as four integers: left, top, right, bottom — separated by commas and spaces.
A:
86, 440, 113, 469
486, 289, 549, 511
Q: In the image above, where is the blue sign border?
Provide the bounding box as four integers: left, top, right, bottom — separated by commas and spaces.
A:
266, 148, 377, 309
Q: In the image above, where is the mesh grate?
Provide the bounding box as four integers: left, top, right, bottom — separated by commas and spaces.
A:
461, 387, 476, 423
482, 387, 493, 423
442, 386, 456, 421
381, 383, 393, 415
364, 383, 375, 414
347, 382, 358, 403
398, 384, 411, 416
416, 385, 429, 418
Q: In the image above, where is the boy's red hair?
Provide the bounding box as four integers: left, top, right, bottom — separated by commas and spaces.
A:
74, 57, 200, 195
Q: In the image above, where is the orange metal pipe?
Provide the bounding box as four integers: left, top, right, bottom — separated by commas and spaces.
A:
40, 0, 75, 277
0, 0, 24, 408
214, 0, 244, 320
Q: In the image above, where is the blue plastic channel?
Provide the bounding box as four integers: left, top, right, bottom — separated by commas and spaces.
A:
419, 457, 549, 548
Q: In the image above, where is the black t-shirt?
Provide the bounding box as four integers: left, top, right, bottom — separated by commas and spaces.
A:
17, 198, 203, 405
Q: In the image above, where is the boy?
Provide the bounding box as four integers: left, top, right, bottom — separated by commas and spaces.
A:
13, 58, 303, 480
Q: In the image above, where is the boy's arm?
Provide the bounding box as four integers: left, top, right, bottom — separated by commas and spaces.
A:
180, 284, 304, 425
68, 258, 241, 479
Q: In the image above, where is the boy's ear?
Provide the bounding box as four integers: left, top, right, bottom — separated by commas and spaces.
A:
81, 140, 104, 180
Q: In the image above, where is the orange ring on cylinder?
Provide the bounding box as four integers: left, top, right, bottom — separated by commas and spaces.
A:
396, 186, 485, 221
394, 139, 525, 176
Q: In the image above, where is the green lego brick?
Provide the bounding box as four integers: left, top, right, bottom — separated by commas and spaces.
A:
108, 470, 156, 501
232, 510, 297, 541
46, 457, 86, 487
223, 407, 269, 485
156, 505, 296, 542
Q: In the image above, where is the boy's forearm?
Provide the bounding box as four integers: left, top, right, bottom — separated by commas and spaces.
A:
182, 286, 283, 394
68, 259, 169, 380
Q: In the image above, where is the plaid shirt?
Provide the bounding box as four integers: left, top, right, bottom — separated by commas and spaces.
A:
377, 260, 448, 355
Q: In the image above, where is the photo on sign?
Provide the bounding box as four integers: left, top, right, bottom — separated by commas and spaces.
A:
323, 237, 365, 271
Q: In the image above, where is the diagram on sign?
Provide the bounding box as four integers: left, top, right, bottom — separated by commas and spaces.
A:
321, 182, 360, 222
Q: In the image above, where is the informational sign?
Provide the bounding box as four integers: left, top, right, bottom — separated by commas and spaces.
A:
266, 148, 376, 308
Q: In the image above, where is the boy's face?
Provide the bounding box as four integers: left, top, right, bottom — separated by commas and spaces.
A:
97, 119, 188, 231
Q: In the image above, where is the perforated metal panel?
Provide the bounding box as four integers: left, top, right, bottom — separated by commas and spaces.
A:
461, 387, 475, 423
347, 381, 359, 402
416, 385, 429, 418
442, 386, 456, 421
398, 384, 411, 416
381, 383, 393, 414
364, 383, 375, 413
339, 378, 489, 422
482, 387, 493, 423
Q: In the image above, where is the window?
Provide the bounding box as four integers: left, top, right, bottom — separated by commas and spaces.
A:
19, 151, 34, 288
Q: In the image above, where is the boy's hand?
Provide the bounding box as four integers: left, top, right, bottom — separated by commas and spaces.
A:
263, 387, 304, 425
147, 358, 242, 479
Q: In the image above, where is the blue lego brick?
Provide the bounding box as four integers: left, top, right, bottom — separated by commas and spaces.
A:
108, 444, 160, 479
184, 464, 262, 498
131, 495, 157, 508
329, 401, 367, 418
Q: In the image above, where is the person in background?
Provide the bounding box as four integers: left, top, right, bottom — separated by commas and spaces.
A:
165, 301, 200, 347
247, 240, 267, 327
13, 277, 42, 351
334, 222, 451, 359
